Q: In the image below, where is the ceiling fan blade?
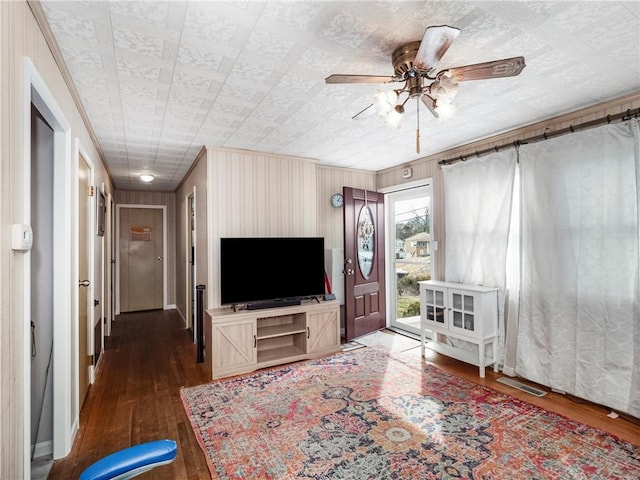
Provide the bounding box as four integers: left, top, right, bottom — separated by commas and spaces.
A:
325, 74, 396, 84
445, 56, 526, 81
413, 25, 460, 72
352, 103, 374, 120
421, 94, 439, 118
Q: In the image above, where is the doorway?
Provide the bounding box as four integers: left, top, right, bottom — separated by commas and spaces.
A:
386, 183, 433, 337
116, 205, 166, 313
186, 190, 196, 339
109, 195, 116, 329
23, 59, 74, 473
77, 152, 93, 409
29, 104, 54, 470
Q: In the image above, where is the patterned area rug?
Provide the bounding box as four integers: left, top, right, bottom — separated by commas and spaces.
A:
181, 347, 640, 479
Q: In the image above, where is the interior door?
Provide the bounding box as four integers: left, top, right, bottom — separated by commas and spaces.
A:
119, 207, 164, 312
187, 192, 196, 340
343, 187, 386, 341
78, 155, 92, 408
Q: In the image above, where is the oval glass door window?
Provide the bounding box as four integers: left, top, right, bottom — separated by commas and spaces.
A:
357, 205, 375, 278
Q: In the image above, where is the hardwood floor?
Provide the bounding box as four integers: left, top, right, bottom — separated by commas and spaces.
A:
48, 313, 640, 479
48, 310, 212, 479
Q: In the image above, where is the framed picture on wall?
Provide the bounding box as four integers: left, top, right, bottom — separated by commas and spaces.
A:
97, 186, 106, 236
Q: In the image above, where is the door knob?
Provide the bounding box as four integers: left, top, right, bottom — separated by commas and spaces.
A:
79, 280, 90, 287
157, 256, 163, 261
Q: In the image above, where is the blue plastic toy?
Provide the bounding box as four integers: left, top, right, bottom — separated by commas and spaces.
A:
79, 439, 177, 480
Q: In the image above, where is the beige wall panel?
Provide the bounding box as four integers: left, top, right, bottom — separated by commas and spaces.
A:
210, 148, 318, 238
1, 1, 113, 477
377, 93, 640, 281
207, 147, 319, 307
317, 166, 377, 250
176, 149, 208, 323
115, 190, 176, 306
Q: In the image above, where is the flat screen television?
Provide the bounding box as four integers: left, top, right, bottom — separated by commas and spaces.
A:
220, 237, 326, 307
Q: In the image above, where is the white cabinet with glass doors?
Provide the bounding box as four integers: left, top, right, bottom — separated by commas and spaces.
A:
419, 280, 498, 377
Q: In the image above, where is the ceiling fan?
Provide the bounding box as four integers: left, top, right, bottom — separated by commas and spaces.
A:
325, 25, 526, 153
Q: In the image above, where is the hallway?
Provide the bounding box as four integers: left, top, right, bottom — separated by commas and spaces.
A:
48, 310, 211, 479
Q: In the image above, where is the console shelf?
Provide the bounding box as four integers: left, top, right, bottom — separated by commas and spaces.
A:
257, 323, 307, 340
204, 300, 340, 380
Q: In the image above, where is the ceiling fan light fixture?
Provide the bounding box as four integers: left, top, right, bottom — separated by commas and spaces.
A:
373, 90, 398, 116
386, 108, 404, 128
431, 74, 459, 103
435, 102, 457, 121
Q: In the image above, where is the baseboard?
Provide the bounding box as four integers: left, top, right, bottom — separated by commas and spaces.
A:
176, 307, 187, 327
31, 440, 53, 459
164, 304, 177, 310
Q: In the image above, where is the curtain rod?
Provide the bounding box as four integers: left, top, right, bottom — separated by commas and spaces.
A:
439, 107, 640, 166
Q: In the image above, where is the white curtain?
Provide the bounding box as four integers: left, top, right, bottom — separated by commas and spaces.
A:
442, 150, 517, 363
517, 120, 640, 417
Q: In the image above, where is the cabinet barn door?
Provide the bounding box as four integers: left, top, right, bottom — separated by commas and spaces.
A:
307, 310, 340, 353
212, 320, 257, 371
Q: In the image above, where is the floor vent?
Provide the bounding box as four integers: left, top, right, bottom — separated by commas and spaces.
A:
497, 377, 547, 397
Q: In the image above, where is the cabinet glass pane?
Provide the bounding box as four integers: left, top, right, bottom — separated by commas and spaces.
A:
452, 293, 462, 310
464, 295, 474, 311
425, 289, 434, 304
464, 314, 474, 331
425, 305, 433, 319
453, 311, 463, 328
427, 306, 445, 324
436, 291, 444, 306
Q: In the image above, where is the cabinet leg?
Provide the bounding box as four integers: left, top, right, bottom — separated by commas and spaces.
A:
478, 342, 485, 378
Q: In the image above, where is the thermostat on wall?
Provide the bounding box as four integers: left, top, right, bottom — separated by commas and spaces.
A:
12, 224, 33, 251
402, 167, 413, 179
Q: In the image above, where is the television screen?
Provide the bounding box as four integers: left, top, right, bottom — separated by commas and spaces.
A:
220, 237, 326, 306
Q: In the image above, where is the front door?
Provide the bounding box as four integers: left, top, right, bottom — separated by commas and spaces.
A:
78, 154, 92, 408
119, 207, 164, 312
343, 187, 386, 341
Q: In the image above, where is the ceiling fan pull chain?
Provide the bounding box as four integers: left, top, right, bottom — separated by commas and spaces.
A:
416, 95, 421, 154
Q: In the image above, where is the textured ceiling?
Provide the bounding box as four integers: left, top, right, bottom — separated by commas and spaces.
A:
39, 0, 640, 190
